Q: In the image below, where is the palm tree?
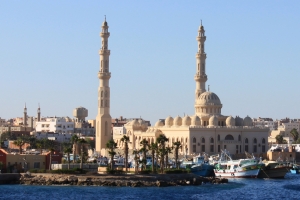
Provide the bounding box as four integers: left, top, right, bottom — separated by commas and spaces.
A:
275, 135, 284, 144
132, 149, 140, 174
157, 134, 169, 173
290, 128, 299, 142
64, 145, 73, 170
48, 148, 55, 170
13, 138, 25, 154
173, 141, 182, 169
106, 139, 117, 170
139, 139, 149, 171
71, 135, 79, 163
165, 145, 173, 169
78, 139, 87, 169
36, 141, 43, 154
149, 142, 158, 173
120, 135, 130, 172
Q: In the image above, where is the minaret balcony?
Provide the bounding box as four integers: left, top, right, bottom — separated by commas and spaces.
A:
100, 32, 110, 37
99, 50, 110, 55
194, 74, 207, 81
98, 72, 111, 79
195, 53, 206, 58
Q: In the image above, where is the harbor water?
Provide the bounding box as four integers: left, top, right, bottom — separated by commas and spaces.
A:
0, 173, 299, 200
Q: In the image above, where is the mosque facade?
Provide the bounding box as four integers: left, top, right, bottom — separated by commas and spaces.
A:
98, 19, 269, 156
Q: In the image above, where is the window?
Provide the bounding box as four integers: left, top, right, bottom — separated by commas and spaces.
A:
210, 145, 214, 152
193, 145, 196, 153
224, 145, 226, 150
202, 138, 205, 143
201, 145, 205, 152
34, 162, 40, 169
238, 135, 241, 141
245, 138, 248, 144
225, 135, 234, 140
217, 135, 220, 141
210, 138, 214, 143
245, 145, 248, 152
193, 138, 196, 143
253, 145, 257, 153
218, 145, 220, 152
236, 145, 239, 154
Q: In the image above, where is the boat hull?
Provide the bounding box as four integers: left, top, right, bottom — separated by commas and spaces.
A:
214, 168, 260, 178
258, 167, 290, 178
191, 164, 215, 177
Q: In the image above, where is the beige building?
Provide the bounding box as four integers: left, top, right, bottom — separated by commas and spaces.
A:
113, 23, 269, 156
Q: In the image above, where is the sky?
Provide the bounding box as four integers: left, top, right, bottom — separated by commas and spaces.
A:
1, 1, 300, 125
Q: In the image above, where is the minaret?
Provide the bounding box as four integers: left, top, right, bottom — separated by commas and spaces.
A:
23, 103, 27, 126
96, 17, 112, 153
37, 104, 41, 122
194, 21, 207, 99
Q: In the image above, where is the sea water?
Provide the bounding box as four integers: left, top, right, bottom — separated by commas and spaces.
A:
0, 173, 299, 200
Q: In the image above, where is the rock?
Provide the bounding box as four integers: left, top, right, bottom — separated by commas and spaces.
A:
156, 180, 167, 187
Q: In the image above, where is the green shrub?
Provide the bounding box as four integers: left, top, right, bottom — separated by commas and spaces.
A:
164, 169, 189, 174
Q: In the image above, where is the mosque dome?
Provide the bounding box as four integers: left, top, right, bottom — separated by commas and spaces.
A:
155, 120, 164, 127
197, 92, 221, 106
173, 116, 182, 126
209, 115, 218, 126
191, 115, 201, 126
182, 115, 191, 126
165, 116, 174, 126
243, 116, 253, 126
226, 116, 235, 126
235, 116, 244, 126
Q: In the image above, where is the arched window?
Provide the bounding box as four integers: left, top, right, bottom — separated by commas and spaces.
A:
225, 135, 234, 140
253, 138, 257, 143
202, 138, 205, 143
193, 138, 196, 143
105, 121, 108, 136
217, 134, 220, 141
238, 135, 241, 141
101, 91, 103, 97
210, 138, 214, 143
245, 138, 248, 143
262, 138, 265, 144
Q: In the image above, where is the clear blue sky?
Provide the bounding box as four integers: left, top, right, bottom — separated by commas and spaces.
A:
1, 1, 299, 125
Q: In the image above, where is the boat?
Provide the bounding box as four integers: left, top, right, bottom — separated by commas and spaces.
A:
180, 154, 214, 177
290, 164, 300, 174
213, 150, 262, 178
258, 161, 291, 178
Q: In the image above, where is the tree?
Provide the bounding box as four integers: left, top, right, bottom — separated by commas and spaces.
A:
120, 135, 130, 172
132, 149, 140, 174
71, 135, 79, 163
85, 138, 95, 149
139, 138, 149, 171
63, 144, 73, 170
48, 148, 55, 170
13, 138, 25, 154
36, 142, 43, 154
290, 128, 299, 142
173, 141, 182, 169
149, 142, 158, 173
106, 139, 117, 170
275, 135, 284, 144
157, 134, 169, 173
78, 139, 87, 169
165, 145, 173, 169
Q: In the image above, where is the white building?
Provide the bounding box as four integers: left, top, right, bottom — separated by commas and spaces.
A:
35, 117, 74, 134
253, 117, 276, 131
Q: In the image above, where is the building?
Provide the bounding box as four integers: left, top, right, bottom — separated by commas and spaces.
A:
73, 107, 95, 137
35, 117, 74, 134
253, 117, 276, 131
113, 22, 269, 156
269, 118, 300, 144
95, 18, 112, 153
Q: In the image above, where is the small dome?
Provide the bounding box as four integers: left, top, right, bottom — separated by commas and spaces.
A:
244, 116, 253, 126
155, 120, 164, 127
197, 92, 222, 106
182, 115, 191, 126
209, 115, 218, 126
174, 116, 182, 126
102, 20, 108, 26
191, 115, 201, 126
235, 116, 244, 126
165, 116, 174, 126
226, 116, 235, 126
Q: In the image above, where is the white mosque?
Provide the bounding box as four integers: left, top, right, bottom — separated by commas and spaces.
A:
96, 19, 269, 156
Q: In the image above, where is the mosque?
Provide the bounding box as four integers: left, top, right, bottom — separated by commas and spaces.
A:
95, 19, 269, 156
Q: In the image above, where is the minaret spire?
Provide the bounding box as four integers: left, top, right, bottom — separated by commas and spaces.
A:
23, 103, 27, 126
96, 17, 112, 153
37, 103, 41, 122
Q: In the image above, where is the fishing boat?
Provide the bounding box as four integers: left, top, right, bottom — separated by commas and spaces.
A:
213, 150, 262, 178
258, 161, 291, 178
180, 154, 214, 177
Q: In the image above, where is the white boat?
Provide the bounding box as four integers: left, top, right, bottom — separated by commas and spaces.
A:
213, 150, 262, 178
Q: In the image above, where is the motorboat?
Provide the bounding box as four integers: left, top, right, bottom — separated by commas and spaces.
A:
180, 154, 214, 177
258, 160, 291, 178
